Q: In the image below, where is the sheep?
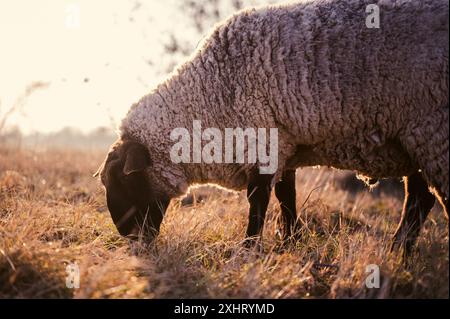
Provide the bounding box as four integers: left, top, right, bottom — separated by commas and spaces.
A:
95, 0, 449, 256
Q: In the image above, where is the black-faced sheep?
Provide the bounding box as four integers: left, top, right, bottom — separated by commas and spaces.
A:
96, 0, 449, 256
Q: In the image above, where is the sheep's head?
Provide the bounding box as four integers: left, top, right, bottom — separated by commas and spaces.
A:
95, 136, 171, 241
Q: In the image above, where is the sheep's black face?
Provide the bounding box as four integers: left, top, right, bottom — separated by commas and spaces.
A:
95, 138, 170, 241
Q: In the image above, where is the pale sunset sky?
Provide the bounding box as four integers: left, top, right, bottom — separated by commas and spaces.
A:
0, 0, 274, 134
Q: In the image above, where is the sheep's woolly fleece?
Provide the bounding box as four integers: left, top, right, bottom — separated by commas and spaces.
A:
120, 0, 449, 200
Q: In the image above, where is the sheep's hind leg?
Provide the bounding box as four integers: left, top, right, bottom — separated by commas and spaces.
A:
391, 172, 435, 257
244, 173, 273, 248
405, 109, 449, 210
274, 170, 301, 242
397, 108, 449, 256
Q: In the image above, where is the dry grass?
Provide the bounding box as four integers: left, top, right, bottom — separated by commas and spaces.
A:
0, 145, 448, 299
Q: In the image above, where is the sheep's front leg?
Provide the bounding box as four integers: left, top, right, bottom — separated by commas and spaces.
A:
274, 170, 299, 241
245, 173, 273, 247
391, 172, 435, 257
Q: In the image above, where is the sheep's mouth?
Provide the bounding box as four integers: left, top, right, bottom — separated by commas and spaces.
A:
110, 205, 159, 240
106, 191, 139, 237
109, 204, 140, 236
114, 205, 141, 238
106, 189, 168, 241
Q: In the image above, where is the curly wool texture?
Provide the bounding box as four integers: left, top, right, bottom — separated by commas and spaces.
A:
120, 0, 449, 199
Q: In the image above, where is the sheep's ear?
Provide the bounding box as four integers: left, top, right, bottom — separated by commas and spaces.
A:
93, 147, 116, 178
123, 144, 152, 175
93, 162, 105, 178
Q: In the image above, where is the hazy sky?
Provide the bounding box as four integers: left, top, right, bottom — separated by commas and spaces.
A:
0, 0, 196, 134
0, 0, 278, 134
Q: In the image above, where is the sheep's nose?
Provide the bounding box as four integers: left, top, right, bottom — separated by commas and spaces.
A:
111, 205, 145, 239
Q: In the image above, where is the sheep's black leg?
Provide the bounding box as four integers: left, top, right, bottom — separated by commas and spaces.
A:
245, 173, 273, 247
391, 172, 435, 257
274, 170, 299, 241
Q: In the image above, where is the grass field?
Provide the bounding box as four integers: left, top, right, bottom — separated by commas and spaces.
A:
0, 145, 448, 298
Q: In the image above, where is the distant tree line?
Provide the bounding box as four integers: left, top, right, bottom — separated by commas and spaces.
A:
1, 126, 116, 150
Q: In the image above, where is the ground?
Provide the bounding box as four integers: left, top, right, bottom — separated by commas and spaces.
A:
0, 145, 448, 298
